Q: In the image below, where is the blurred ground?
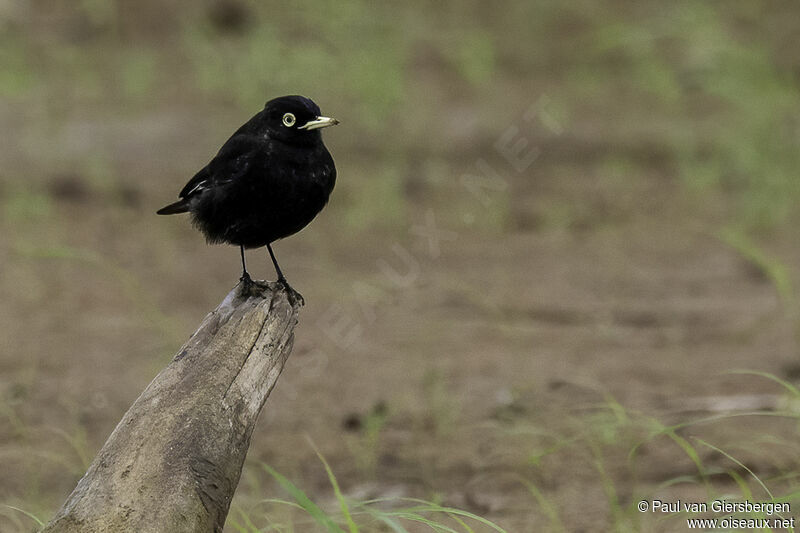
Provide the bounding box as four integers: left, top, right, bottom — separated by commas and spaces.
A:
2, 1, 800, 531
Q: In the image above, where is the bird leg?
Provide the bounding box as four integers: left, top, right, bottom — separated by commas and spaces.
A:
239, 245, 253, 284
266, 243, 286, 283
267, 243, 304, 306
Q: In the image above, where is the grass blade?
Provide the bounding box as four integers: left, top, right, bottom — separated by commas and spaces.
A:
307, 437, 359, 533
261, 463, 347, 533
1, 504, 45, 527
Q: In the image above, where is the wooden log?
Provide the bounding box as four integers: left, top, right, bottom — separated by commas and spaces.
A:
42, 280, 302, 533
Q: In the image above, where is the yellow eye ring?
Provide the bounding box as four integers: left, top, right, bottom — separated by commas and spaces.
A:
282, 113, 296, 127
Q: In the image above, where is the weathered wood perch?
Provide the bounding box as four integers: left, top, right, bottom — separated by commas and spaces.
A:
42, 280, 302, 533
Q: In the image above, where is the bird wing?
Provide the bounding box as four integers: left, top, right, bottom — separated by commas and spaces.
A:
178, 135, 265, 200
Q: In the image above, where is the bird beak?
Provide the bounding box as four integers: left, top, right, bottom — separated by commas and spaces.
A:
299, 116, 340, 130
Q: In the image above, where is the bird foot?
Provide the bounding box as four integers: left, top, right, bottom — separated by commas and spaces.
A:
278, 277, 304, 306
240, 272, 253, 285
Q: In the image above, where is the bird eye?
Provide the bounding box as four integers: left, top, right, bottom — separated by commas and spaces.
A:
282, 113, 296, 127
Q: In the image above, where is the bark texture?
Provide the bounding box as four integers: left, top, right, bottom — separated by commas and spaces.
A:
42, 280, 302, 533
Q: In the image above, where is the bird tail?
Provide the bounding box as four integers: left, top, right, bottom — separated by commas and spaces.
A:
156, 200, 189, 215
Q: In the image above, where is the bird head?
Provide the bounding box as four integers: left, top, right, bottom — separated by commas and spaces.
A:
261, 95, 339, 144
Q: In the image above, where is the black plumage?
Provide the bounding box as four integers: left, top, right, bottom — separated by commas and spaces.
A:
157, 95, 339, 291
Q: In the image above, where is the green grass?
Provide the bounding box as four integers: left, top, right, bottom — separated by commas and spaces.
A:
719, 229, 796, 315
0, 504, 45, 530
226, 447, 509, 533
345, 404, 390, 478
5, 374, 800, 531
3, 2, 800, 532
422, 369, 459, 436
513, 386, 800, 532
7, 0, 800, 234
179, 1, 408, 128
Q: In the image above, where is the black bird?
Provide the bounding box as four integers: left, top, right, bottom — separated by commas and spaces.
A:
157, 95, 339, 294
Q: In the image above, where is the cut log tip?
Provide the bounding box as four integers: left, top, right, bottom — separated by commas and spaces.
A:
234, 278, 304, 309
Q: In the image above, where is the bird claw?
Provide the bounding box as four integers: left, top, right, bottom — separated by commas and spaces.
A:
278, 277, 304, 306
